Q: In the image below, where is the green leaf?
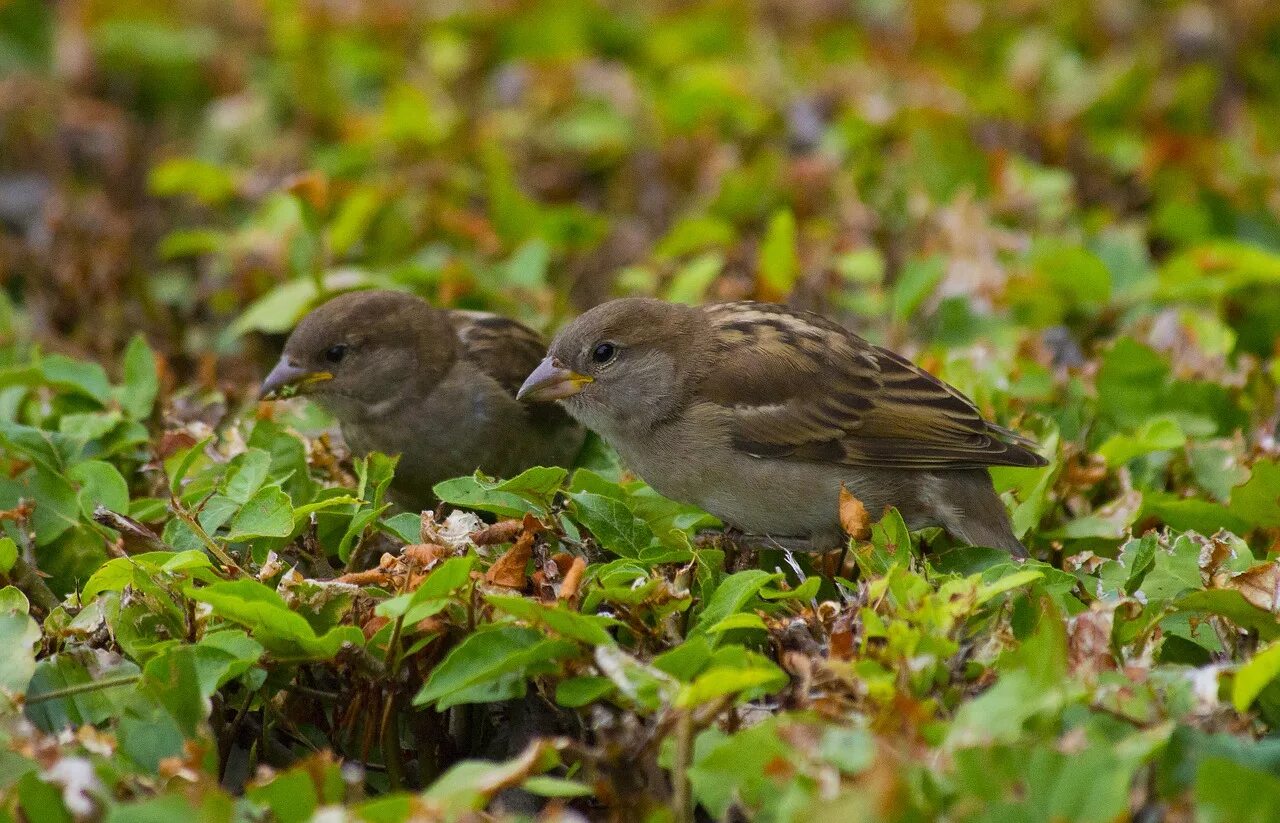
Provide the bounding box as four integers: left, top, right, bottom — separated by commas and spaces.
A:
1195, 756, 1280, 823
1229, 458, 1280, 528
168, 435, 213, 497
28, 466, 81, 545
478, 465, 567, 512
229, 271, 378, 337
693, 570, 783, 636
39, 353, 112, 404
654, 635, 713, 682
567, 491, 654, 558
555, 675, 614, 708
1234, 641, 1280, 712
891, 255, 946, 323
224, 485, 293, 541
186, 579, 361, 660
502, 238, 551, 288
433, 475, 534, 519
760, 576, 820, 601
0, 537, 16, 574
141, 645, 205, 735
757, 209, 797, 297
221, 448, 272, 505
677, 658, 788, 707
1137, 534, 1203, 603
414, 626, 577, 710
16, 772, 72, 823
664, 252, 724, 305
377, 555, 476, 621
1097, 416, 1186, 467
1176, 590, 1280, 641
522, 776, 594, 798
119, 334, 159, 419
0, 587, 40, 710
486, 594, 619, 645
976, 569, 1044, 604
704, 612, 767, 634
70, 460, 130, 521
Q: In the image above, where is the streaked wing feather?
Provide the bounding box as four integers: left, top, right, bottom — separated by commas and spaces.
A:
697, 303, 1045, 470
449, 311, 548, 398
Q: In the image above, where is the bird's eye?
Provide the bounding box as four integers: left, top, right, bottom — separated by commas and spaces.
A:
323, 344, 348, 364
590, 342, 617, 364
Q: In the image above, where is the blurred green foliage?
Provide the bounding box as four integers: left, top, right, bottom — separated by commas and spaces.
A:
1, 0, 1280, 820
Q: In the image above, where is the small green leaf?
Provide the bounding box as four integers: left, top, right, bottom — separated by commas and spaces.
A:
757, 209, 798, 297
555, 676, 614, 708
486, 594, 619, 645
120, 334, 159, 419
377, 555, 475, 620
0, 537, 16, 574
568, 491, 654, 558
1234, 641, 1280, 712
414, 626, 578, 710
224, 485, 293, 541
891, 255, 946, 323
1229, 458, 1280, 528
70, 460, 130, 521
693, 570, 783, 637
433, 475, 534, 519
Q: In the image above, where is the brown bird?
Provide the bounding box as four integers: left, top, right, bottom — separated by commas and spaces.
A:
519, 298, 1046, 556
260, 289, 585, 509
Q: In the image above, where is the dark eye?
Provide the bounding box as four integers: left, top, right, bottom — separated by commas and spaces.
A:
323, 344, 348, 364
591, 342, 617, 364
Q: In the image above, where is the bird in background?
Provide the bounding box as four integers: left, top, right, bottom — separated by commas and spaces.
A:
260, 289, 586, 511
519, 297, 1047, 556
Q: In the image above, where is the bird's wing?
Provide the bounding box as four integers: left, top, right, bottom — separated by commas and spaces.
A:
695, 303, 1046, 470
448, 311, 550, 398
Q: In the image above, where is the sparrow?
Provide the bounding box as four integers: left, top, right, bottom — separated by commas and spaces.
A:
518, 298, 1047, 556
260, 289, 586, 510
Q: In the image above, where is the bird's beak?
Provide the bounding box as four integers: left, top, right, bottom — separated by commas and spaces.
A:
259, 358, 333, 400
517, 357, 593, 402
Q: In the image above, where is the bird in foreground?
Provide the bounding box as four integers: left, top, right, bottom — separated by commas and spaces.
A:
519, 298, 1047, 556
260, 289, 586, 510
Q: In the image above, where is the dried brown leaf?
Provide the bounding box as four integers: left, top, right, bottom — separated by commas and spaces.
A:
1224, 562, 1280, 613
839, 484, 871, 540
402, 543, 450, 568
559, 556, 587, 602
1067, 604, 1116, 675
336, 569, 392, 587
472, 519, 524, 546
485, 530, 534, 589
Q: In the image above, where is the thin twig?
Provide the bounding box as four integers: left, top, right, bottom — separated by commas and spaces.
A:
672, 709, 693, 823
25, 673, 141, 704
5, 556, 59, 616
169, 498, 242, 574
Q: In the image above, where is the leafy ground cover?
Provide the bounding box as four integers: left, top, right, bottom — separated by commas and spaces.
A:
2, 0, 1280, 820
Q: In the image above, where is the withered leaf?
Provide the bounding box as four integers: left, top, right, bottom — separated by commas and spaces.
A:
839, 484, 871, 540
485, 529, 534, 589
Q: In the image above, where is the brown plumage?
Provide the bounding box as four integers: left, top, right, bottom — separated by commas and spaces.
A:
519, 298, 1046, 556
260, 290, 585, 510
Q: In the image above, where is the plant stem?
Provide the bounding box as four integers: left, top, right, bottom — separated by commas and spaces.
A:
169, 499, 243, 574
379, 612, 408, 790
25, 673, 141, 704
6, 556, 59, 616
672, 709, 693, 823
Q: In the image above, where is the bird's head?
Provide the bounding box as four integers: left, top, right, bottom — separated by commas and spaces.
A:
259, 290, 450, 420
517, 298, 700, 435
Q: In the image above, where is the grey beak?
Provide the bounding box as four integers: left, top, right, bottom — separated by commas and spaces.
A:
517, 357, 593, 402
259, 358, 329, 400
